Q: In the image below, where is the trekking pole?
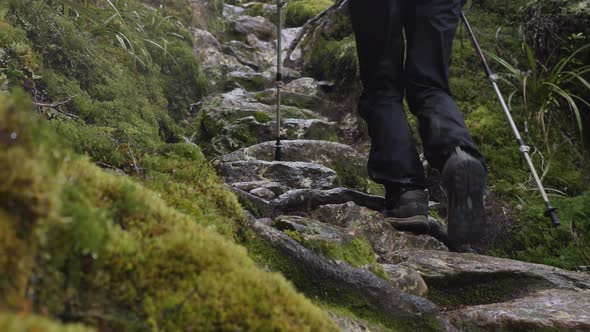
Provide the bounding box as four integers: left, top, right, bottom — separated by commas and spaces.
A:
460, 11, 560, 228
274, 0, 285, 161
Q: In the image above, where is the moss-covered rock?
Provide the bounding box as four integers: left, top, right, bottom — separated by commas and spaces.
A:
285, 0, 334, 28
295, 9, 360, 98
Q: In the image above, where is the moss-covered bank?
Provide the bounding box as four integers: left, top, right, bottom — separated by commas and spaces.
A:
0, 0, 340, 329
0, 91, 339, 330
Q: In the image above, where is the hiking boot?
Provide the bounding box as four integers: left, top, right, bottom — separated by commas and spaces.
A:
383, 186, 429, 234
441, 147, 488, 250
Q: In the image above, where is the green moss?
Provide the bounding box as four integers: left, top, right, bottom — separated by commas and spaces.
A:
0, 207, 36, 309
428, 209, 444, 223
0, 91, 61, 309
332, 163, 369, 191
0, 312, 94, 332
241, 74, 269, 92
0, 89, 338, 331
304, 35, 360, 96
305, 123, 339, 142
281, 105, 320, 119
284, 230, 304, 243
366, 180, 385, 197
243, 3, 266, 18
285, 0, 333, 28
282, 93, 311, 109
0, 18, 39, 89
491, 191, 590, 270
253, 110, 272, 123
303, 238, 376, 268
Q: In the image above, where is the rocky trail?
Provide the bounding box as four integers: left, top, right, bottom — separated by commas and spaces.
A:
190, 3, 590, 331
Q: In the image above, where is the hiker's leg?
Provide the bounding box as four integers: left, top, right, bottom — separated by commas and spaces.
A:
405, 0, 488, 250
349, 0, 425, 187
404, 0, 484, 171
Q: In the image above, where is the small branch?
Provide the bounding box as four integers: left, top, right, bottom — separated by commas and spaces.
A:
35, 95, 79, 120
96, 161, 127, 176
127, 144, 142, 176
34, 95, 77, 108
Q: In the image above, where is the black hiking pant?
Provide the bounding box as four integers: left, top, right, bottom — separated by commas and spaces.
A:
350, 0, 485, 188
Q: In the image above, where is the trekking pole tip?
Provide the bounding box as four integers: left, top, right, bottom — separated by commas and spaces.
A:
545, 207, 560, 228
274, 139, 282, 161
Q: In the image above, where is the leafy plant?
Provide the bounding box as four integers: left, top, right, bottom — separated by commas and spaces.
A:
487, 43, 590, 148
55, 0, 182, 69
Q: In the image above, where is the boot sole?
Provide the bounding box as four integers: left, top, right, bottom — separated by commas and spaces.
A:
384, 215, 430, 234
442, 149, 488, 249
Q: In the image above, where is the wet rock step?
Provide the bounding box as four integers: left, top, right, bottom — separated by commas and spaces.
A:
202, 88, 326, 120
308, 202, 448, 260
221, 40, 265, 71
207, 117, 338, 156
228, 15, 276, 42
218, 160, 337, 190
393, 249, 590, 291
219, 140, 368, 190
225, 71, 273, 91
391, 249, 590, 310
195, 89, 331, 155
448, 289, 590, 331
252, 78, 341, 119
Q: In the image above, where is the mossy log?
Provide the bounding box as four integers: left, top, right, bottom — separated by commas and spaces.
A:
247, 217, 450, 329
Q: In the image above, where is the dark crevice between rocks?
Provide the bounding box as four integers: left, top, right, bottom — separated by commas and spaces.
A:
425, 273, 555, 309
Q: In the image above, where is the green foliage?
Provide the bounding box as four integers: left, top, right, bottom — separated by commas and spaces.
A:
304, 35, 360, 96
0, 313, 94, 332
285, 0, 333, 28
453, 3, 590, 267
487, 43, 590, 144
141, 0, 194, 26
519, 0, 590, 59
151, 38, 209, 121
9, 0, 206, 125
493, 191, 590, 270
0, 92, 338, 331
0, 19, 39, 90
243, 3, 272, 21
